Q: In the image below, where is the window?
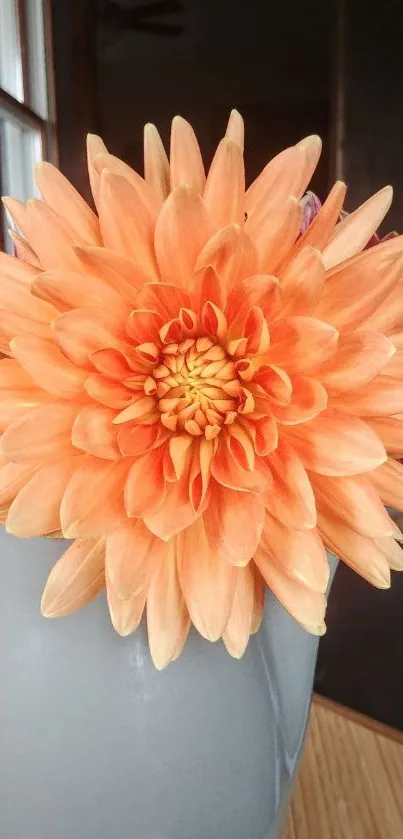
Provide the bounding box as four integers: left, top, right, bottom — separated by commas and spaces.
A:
0, 0, 57, 252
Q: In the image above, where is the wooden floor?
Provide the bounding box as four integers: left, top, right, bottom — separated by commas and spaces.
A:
283, 695, 403, 839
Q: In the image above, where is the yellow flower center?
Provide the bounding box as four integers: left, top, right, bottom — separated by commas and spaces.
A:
148, 337, 243, 438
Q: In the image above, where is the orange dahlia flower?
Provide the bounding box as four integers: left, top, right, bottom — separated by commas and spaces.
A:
1, 111, 403, 668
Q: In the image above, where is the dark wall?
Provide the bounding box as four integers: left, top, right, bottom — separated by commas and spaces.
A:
53, 0, 333, 197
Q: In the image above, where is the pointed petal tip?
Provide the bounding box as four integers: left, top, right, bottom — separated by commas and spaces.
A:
306, 620, 327, 636
40, 592, 55, 618
298, 134, 322, 149
369, 566, 391, 589
87, 132, 105, 146
151, 654, 171, 671
144, 122, 159, 137
171, 114, 189, 130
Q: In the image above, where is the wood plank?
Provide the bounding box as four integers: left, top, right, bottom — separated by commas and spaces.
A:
283, 695, 403, 838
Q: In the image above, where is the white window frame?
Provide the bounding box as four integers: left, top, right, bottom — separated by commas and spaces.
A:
0, 0, 57, 252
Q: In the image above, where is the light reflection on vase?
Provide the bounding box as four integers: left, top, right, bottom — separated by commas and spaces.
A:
0, 528, 336, 839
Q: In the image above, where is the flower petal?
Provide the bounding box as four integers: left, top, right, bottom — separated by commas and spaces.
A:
212, 435, 270, 493
195, 224, 259, 290
278, 245, 325, 316
1, 402, 77, 462
317, 511, 391, 588
204, 138, 245, 229
329, 376, 403, 417
0, 275, 58, 321
251, 566, 265, 633
85, 374, 134, 409
268, 316, 338, 374
0, 389, 52, 431
260, 512, 329, 593
118, 422, 161, 457
35, 161, 101, 245
374, 536, 403, 571
41, 538, 105, 617
362, 278, 403, 333
125, 446, 166, 517
136, 282, 190, 321
154, 185, 210, 288
170, 115, 206, 193
6, 459, 76, 537
317, 331, 395, 391
0, 310, 52, 351
286, 409, 386, 476
25, 199, 84, 271
314, 238, 403, 330
74, 245, 147, 302
106, 572, 147, 637
143, 470, 200, 540
225, 109, 244, 152
294, 181, 347, 251
91, 348, 133, 380
369, 458, 403, 510
87, 133, 107, 204
52, 307, 125, 367
266, 440, 316, 530
177, 517, 237, 641
273, 375, 328, 425
106, 519, 167, 600
222, 565, 254, 658
245, 145, 303, 217
365, 416, 403, 455
247, 196, 302, 274
72, 405, 120, 460
147, 537, 189, 669
311, 472, 395, 537
98, 171, 159, 281
255, 545, 327, 634
0, 461, 39, 509
144, 122, 170, 201
10, 335, 86, 397
33, 269, 129, 316
294, 135, 322, 197
204, 482, 265, 567
0, 250, 39, 285
61, 458, 129, 538
93, 151, 160, 218
322, 186, 393, 270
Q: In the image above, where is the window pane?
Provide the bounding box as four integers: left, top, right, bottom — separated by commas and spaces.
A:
0, 113, 42, 253
0, 0, 24, 102
26, 0, 48, 118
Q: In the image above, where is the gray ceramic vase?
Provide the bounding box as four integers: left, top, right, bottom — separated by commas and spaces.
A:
0, 528, 336, 839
